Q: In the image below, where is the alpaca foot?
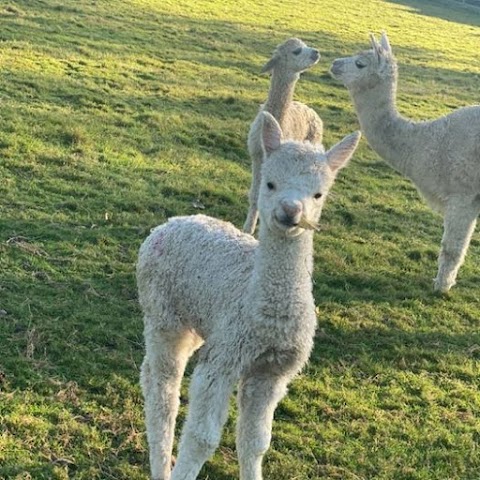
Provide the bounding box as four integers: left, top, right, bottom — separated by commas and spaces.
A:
433, 276, 455, 293
151, 457, 176, 480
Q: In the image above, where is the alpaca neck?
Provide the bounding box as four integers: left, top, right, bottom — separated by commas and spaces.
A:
250, 227, 314, 312
264, 71, 299, 125
351, 74, 416, 177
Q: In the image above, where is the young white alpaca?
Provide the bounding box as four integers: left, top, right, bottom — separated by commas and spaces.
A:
243, 38, 324, 235
330, 32, 480, 292
137, 112, 360, 480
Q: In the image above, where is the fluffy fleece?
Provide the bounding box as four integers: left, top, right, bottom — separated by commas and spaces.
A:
330, 32, 480, 292
137, 112, 360, 480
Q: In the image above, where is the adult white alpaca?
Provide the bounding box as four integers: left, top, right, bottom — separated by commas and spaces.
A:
330, 32, 480, 292
243, 38, 323, 235
137, 112, 360, 480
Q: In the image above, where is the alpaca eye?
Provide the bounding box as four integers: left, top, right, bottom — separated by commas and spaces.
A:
292, 48, 302, 55
266, 182, 275, 191
314, 193, 323, 199
355, 59, 366, 69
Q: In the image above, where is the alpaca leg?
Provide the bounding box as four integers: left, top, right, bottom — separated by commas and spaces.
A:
171, 360, 237, 480
435, 197, 480, 292
141, 328, 202, 480
243, 154, 262, 235
243, 201, 259, 236
236, 373, 290, 480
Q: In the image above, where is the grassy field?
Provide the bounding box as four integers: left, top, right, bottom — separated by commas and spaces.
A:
1, 0, 480, 478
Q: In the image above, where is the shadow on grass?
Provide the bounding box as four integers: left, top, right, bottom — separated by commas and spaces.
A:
309, 323, 480, 373
386, 0, 480, 27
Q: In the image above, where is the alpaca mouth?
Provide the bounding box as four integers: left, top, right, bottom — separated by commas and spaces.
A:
330, 61, 344, 78
274, 214, 299, 231
310, 50, 320, 63
273, 215, 319, 233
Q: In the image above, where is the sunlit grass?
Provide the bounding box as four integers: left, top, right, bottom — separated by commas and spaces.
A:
1, 0, 480, 478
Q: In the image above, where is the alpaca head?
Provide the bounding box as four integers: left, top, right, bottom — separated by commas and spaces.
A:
330, 32, 397, 92
258, 112, 360, 238
261, 38, 320, 76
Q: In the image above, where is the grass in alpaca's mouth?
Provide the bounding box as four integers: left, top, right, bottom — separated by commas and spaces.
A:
298, 217, 321, 231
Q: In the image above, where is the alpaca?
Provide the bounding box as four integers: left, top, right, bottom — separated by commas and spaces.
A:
243, 37, 324, 235
137, 112, 360, 480
330, 32, 480, 292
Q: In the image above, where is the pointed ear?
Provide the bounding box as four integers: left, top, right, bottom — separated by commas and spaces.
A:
261, 112, 283, 156
326, 131, 361, 172
261, 56, 278, 74
369, 32, 383, 62
380, 31, 392, 55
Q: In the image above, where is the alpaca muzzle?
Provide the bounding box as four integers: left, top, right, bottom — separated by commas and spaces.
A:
310, 49, 320, 62
330, 59, 344, 78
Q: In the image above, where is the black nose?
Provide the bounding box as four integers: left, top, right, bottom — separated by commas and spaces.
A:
311, 49, 320, 61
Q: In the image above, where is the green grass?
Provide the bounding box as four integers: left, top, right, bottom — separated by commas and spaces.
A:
1, 0, 480, 478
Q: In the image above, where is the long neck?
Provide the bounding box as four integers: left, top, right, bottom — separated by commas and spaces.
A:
264, 71, 299, 125
351, 74, 416, 177
250, 228, 314, 311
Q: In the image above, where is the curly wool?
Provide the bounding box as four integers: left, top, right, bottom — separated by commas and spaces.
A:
137, 112, 360, 480
331, 32, 480, 292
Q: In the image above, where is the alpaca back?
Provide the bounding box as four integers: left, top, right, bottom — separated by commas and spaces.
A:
247, 101, 322, 160
137, 215, 256, 338
284, 101, 323, 144
427, 106, 480, 193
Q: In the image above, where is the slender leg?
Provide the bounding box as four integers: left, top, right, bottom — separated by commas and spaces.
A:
141, 328, 202, 480
171, 360, 237, 480
435, 196, 480, 292
243, 152, 262, 235
236, 373, 291, 480
243, 203, 259, 236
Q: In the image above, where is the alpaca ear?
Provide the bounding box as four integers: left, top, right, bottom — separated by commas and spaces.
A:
369, 33, 383, 62
380, 31, 392, 55
261, 112, 283, 156
261, 56, 278, 74
326, 131, 361, 172
369, 33, 380, 51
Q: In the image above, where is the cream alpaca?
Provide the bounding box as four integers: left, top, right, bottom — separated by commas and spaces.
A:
137, 112, 360, 480
331, 32, 480, 292
243, 38, 323, 235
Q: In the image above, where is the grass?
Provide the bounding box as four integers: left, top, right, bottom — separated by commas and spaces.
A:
1, 0, 480, 478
